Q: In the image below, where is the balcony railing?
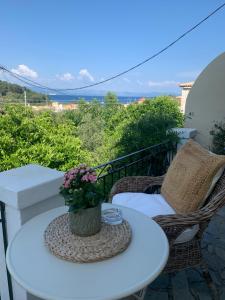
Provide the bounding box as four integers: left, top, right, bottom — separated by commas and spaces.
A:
95, 141, 177, 199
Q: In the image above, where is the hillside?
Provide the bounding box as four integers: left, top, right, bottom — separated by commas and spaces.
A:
0, 80, 49, 104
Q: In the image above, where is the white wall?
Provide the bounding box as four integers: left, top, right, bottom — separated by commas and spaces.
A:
185, 52, 225, 149
180, 88, 191, 113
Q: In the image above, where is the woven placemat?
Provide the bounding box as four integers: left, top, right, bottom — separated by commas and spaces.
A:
44, 213, 132, 263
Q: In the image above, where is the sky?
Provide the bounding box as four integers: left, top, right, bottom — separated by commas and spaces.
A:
0, 0, 225, 96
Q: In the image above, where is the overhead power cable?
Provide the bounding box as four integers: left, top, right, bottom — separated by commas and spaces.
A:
1, 2, 225, 93
0, 64, 66, 95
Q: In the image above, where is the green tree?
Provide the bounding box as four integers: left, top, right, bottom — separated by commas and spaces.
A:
0, 104, 90, 171
103, 92, 122, 123
210, 122, 225, 154
105, 96, 183, 157
59, 99, 106, 165
0, 80, 48, 103
77, 112, 104, 159
0, 94, 184, 173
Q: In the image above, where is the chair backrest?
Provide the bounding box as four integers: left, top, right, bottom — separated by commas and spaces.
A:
202, 169, 225, 217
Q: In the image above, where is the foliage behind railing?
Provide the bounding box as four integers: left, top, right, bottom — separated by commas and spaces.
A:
94, 141, 177, 200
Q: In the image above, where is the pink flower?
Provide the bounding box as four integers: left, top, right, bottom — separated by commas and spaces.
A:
64, 181, 70, 188
88, 174, 97, 182
81, 174, 89, 182
62, 165, 98, 192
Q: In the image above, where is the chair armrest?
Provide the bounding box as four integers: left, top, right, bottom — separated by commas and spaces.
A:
153, 213, 201, 246
153, 188, 225, 228
109, 175, 164, 202
153, 212, 200, 227
153, 189, 225, 246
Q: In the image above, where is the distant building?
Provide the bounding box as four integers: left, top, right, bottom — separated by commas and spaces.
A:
31, 102, 78, 112
62, 103, 78, 110
52, 101, 63, 112
136, 97, 146, 104
178, 81, 194, 113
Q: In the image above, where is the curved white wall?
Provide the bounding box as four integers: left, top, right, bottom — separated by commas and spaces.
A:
185, 52, 225, 149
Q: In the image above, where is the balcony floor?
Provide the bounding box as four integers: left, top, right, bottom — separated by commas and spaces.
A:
123, 205, 225, 300
123, 268, 218, 300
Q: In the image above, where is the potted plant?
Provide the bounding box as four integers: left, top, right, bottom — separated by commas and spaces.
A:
60, 164, 103, 236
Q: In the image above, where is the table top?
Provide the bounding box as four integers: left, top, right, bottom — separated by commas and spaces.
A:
6, 203, 169, 300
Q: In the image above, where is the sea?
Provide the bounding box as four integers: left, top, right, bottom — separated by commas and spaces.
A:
49, 94, 141, 104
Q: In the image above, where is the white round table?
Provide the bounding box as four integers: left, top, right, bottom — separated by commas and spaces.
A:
6, 203, 169, 300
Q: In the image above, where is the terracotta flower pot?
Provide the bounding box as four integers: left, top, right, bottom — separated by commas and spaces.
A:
69, 204, 101, 236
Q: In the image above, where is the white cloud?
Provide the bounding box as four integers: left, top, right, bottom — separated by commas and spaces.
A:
11, 64, 38, 78
57, 72, 74, 81
78, 69, 94, 82
148, 80, 179, 87
137, 79, 144, 86
123, 78, 130, 83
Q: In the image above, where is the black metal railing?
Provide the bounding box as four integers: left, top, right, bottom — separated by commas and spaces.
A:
0, 201, 13, 300
95, 141, 177, 199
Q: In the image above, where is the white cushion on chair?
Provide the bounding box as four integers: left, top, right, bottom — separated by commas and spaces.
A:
113, 193, 175, 217
112, 192, 199, 244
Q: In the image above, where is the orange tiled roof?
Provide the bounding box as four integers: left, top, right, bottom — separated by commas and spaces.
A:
179, 81, 194, 88
137, 97, 146, 103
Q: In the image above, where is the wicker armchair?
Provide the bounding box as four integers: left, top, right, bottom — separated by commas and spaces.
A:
109, 173, 225, 274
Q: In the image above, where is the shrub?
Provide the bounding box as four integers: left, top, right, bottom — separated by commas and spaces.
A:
0, 104, 90, 171
210, 122, 225, 154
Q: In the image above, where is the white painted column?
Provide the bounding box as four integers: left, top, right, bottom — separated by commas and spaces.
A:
0, 164, 64, 300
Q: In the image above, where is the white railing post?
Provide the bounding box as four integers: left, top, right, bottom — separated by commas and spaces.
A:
171, 128, 197, 150
0, 164, 64, 300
